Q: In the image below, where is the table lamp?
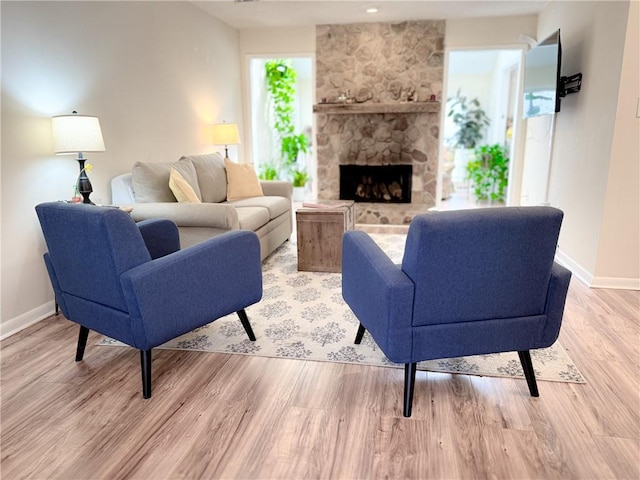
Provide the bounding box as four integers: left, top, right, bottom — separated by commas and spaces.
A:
52, 111, 105, 204
212, 122, 240, 160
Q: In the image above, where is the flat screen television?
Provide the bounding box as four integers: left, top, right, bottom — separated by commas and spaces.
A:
523, 29, 562, 118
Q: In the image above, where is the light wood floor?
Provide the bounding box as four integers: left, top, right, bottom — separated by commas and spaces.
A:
1, 280, 638, 479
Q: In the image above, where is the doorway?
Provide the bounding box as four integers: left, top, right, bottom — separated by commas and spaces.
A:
439, 48, 525, 209
248, 55, 314, 199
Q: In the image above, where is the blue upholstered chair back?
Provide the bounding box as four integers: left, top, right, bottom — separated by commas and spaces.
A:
401, 207, 563, 326
36, 203, 151, 312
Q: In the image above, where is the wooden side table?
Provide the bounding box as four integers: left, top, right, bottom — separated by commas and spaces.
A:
296, 201, 355, 272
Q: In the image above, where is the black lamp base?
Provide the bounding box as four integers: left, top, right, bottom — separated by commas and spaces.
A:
80, 192, 94, 205
77, 158, 94, 205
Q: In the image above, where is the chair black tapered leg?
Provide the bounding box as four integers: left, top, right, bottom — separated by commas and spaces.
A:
403, 362, 417, 417
237, 309, 256, 341
141, 349, 152, 399
75, 325, 90, 362
354, 323, 366, 344
518, 350, 539, 397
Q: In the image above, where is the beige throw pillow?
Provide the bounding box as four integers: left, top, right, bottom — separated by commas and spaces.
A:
169, 168, 202, 203
225, 159, 264, 201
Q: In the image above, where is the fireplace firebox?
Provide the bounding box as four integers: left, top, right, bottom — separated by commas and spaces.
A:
340, 165, 412, 203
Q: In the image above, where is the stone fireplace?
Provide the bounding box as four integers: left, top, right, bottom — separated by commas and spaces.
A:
315, 20, 444, 224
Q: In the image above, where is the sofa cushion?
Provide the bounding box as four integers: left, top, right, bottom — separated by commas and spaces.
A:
169, 168, 201, 203
132, 161, 201, 203
225, 159, 264, 201
181, 153, 227, 204
236, 207, 270, 231
226, 196, 290, 220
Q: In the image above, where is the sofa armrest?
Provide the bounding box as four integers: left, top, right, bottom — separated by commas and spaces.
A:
126, 203, 240, 230
120, 230, 263, 350
260, 180, 292, 199
342, 231, 415, 363
111, 173, 136, 205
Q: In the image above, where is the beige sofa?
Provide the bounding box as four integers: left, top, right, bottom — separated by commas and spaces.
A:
111, 153, 292, 260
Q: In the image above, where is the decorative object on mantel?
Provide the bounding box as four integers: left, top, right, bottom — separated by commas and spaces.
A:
52, 111, 106, 205
211, 121, 240, 161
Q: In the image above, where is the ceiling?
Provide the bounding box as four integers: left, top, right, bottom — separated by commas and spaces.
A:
192, 0, 548, 30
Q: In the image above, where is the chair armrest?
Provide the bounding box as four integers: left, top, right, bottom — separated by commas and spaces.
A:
120, 230, 263, 350
540, 262, 572, 346
136, 219, 180, 259
342, 231, 415, 363
126, 203, 240, 230
260, 180, 292, 199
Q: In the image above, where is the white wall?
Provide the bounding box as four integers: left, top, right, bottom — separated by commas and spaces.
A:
446, 15, 538, 48
592, 0, 639, 287
1, 1, 244, 336
535, 0, 638, 288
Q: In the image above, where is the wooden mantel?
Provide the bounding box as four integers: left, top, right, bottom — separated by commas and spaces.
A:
313, 101, 441, 115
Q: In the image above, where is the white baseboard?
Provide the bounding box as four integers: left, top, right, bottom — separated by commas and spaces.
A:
590, 276, 640, 290
555, 249, 593, 287
556, 249, 640, 290
0, 302, 55, 340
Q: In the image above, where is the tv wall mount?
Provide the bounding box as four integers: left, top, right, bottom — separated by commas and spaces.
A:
560, 73, 583, 97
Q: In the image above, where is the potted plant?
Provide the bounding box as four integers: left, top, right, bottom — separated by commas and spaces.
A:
448, 91, 491, 149
466, 143, 509, 202
291, 168, 309, 201
447, 91, 491, 188
259, 162, 279, 181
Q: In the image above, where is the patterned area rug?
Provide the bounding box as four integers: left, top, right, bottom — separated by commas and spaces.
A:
100, 234, 585, 383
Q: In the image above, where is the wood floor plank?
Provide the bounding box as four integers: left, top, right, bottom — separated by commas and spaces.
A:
259, 406, 330, 479
209, 357, 305, 479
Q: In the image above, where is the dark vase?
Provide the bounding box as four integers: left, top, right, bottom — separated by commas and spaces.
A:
77, 159, 94, 204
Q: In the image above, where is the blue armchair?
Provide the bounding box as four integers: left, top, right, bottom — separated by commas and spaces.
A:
342, 207, 572, 417
36, 202, 262, 398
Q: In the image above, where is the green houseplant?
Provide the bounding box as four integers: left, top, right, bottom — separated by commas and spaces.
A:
292, 169, 309, 188
265, 60, 310, 180
466, 144, 509, 202
259, 163, 279, 181
447, 91, 491, 149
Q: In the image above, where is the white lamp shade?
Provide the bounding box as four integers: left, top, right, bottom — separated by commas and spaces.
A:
212, 123, 240, 146
52, 114, 106, 154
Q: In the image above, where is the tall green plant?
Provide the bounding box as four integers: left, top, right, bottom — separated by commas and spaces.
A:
447, 91, 491, 149
466, 144, 509, 202
265, 60, 309, 176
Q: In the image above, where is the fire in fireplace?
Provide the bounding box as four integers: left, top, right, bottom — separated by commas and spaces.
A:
340, 165, 412, 203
